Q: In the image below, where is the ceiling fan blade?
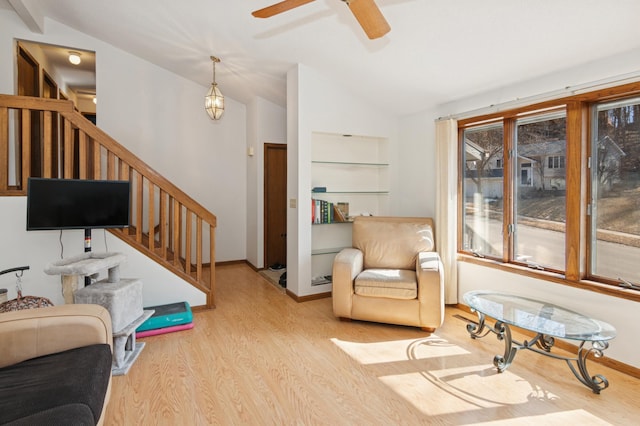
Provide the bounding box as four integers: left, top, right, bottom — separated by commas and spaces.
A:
345, 0, 390, 39
252, 0, 316, 18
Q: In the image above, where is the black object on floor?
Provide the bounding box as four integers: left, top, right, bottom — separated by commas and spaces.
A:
269, 263, 286, 271
279, 271, 287, 288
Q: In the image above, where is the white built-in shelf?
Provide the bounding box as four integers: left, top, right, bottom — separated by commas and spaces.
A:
312, 191, 389, 194
310, 131, 389, 288
311, 247, 347, 256
311, 160, 389, 166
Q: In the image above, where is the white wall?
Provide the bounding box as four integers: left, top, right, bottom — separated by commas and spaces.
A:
287, 64, 400, 297
422, 48, 640, 369
246, 97, 286, 269
0, 6, 247, 306
93, 27, 247, 264
397, 108, 438, 218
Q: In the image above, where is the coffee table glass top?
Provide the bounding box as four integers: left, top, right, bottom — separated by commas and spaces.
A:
463, 291, 616, 341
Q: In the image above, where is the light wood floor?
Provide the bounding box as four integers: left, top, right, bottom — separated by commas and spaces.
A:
105, 263, 640, 425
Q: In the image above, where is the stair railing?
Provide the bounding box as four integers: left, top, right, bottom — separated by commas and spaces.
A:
0, 94, 215, 309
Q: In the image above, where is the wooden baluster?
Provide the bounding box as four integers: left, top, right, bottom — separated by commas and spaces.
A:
168, 196, 174, 258
78, 130, 87, 179
107, 151, 116, 180
209, 224, 216, 307
125, 168, 133, 235
160, 190, 168, 260
196, 217, 203, 282
21, 109, 31, 191
43, 111, 52, 178
63, 120, 74, 179
185, 209, 192, 274
136, 173, 143, 243
118, 160, 130, 181
92, 140, 101, 179
0, 107, 8, 191
173, 201, 181, 267
148, 181, 155, 252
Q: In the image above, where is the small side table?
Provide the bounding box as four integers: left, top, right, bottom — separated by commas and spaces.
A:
463, 290, 616, 394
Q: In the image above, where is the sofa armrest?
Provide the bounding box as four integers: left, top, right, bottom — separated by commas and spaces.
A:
332, 248, 363, 318
416, 251, 445, 328
0, 304, 112, 368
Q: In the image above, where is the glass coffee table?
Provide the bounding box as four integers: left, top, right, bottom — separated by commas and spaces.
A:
463, 291, 616, 393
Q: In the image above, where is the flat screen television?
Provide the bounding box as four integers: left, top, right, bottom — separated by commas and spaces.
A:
26, 178, 131, 231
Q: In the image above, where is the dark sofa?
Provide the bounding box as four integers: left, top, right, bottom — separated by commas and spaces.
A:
0, 304, 113, 425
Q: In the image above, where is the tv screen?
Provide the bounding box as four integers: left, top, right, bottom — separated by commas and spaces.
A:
27, 178, 131, 230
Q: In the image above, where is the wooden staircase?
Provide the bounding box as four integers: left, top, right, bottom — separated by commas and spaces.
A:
0, 94, 216, 309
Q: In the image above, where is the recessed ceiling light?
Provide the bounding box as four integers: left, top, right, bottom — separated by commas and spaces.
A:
68, 51, 81, 65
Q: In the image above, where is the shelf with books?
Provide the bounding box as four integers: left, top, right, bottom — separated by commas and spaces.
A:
310, 132, 389, 287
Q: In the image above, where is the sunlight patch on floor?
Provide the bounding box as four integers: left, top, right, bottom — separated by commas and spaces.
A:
328, 335, 596, 421
380, 366, 542, 416
330, 335, 470, 365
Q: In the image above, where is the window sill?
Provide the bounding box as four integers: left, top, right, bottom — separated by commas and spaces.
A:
458, 253, 640, 303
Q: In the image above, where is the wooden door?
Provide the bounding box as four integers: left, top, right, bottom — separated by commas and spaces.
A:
17, 45, 41, 178
264, 143, 287, 269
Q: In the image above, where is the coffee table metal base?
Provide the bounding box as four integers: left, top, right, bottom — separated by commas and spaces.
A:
466, 310, 610, 394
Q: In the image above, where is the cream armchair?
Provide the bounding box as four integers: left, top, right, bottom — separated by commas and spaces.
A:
332, 216, 444, 331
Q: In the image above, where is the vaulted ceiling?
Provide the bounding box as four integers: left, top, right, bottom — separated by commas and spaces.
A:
8, 0, 640, 115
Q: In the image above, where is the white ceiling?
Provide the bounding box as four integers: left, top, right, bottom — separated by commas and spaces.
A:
10, 0, 640, 115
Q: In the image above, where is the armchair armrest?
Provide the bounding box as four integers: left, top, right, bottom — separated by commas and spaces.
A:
0, 304, 112, 368
332, 248, 364, 318
416, 251, 445, 328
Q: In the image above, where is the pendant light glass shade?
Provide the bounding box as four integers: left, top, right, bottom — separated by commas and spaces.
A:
205, 56, 224, 120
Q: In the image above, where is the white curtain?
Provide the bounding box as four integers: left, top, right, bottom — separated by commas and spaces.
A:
435, 118, 458, 304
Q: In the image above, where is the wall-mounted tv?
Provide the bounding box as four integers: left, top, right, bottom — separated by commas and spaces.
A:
27, 178, 131, 231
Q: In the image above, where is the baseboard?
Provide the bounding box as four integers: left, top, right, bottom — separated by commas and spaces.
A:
214, 259, 249, 267
286, 289, 331, 303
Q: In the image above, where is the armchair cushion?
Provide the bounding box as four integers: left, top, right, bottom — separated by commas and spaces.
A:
354, 269, 417, 299
353, 218, 434, 270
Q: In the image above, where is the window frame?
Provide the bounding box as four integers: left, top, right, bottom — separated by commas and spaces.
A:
457, 81, 640, 303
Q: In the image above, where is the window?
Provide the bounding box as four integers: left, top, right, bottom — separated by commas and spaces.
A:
462, 123, 504, 258
590, 97, 640, 285
547, 156, 565, 169
515, 112, 566, 271
458, 82, 640, 297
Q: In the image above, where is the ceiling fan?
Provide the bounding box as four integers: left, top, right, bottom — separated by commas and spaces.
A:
252, 0, 391, 40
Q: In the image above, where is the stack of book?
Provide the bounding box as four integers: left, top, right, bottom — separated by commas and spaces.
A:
312, 200, 349, 224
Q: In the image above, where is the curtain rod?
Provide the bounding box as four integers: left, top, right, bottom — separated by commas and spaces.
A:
437, 70, 640, 122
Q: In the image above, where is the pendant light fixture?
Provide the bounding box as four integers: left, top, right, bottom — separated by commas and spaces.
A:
205, 55, 224, 120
